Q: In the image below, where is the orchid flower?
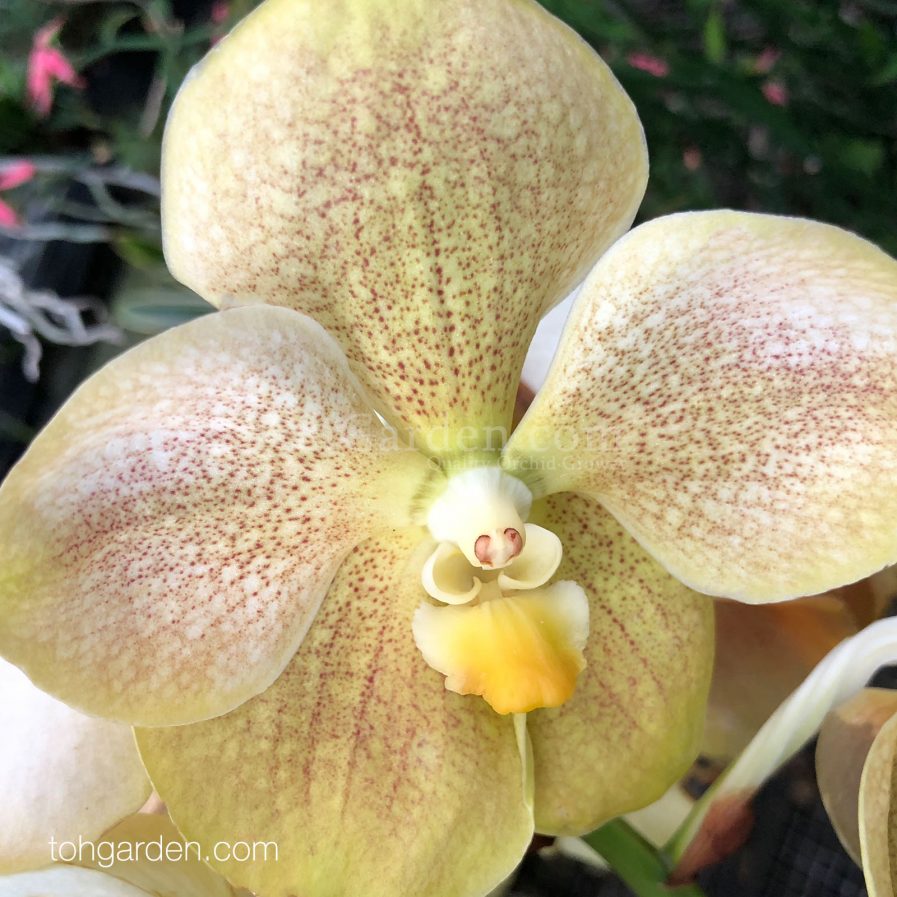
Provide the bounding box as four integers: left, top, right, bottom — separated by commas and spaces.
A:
26, 19, 85, 118
0, 657, 149, 873
704, 574, 892, 761
817, 687, 897, 894
664, 618, 897, 894
0, 813, 247, 897
0, 161, 36, 228
1, 1, 896, 896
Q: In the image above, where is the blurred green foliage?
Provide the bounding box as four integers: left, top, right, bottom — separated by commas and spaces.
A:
0, 0, 256, 171
543, 0, 897, 254
0, 0, 895, 253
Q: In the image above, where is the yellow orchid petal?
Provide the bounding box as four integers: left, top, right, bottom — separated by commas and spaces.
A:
859, 707, 897, 897
137, 529, 533, 897
505, 211, 897, 602
524, 493, 714, 836
162, 0, 647, 456
817, 687, 897, 867
0, 306, 437, 726
79, 815, 237, 897
413, 582, 589, 714
705, 595, 859, 761
421, 541, 484, 605
498, 524, 563, 591
0, 815, 240, 897
0, 658, 150, 874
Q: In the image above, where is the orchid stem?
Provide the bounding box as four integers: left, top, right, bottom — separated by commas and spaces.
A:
583, 820, 708, 897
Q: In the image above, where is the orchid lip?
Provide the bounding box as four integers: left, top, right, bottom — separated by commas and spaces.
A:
416, 465, 586, 714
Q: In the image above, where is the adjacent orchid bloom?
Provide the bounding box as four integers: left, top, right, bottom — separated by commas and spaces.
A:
665, 619, 897, 892
817, 688, 897, 897
0, 161, 36, 228
0, 814, 246, 897
26, 19, 85, 118
0, 657, 150, 874
1, 1, 897, 896
704, 569, 895, 761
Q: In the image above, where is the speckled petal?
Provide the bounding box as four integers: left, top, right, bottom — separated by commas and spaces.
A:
137, 529, 533, 897
162, 0, 647, 456
78, 815, 238, 897
525, 492, 714, 836
0, 815, 240, 897
0, 306, 437, 726
817, 688, 897, 867
505, 212, 897, 602
859, 706, 897, 897
0, 658, 150, 874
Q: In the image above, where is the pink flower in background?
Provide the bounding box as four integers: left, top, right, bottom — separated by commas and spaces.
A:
627, 52, 670, 78
209, 2, 230, 45
211, 1, 230, 24
0, 161, 36, 228
682, 147, 703, 172
27, 19, 85, 118
762, 80, 789, 107
0, 204, 18, 228
0, 161, 36, 192
755, 47, 781, 74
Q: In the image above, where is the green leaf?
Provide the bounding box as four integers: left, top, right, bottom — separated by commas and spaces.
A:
703, 7, 726, 64
827, 137, 886, 176
111, 286, 213, 335
113, 235, 166, 270
872, 54, 897, 85
98, 10, 143, 48
584, 821, 708, 897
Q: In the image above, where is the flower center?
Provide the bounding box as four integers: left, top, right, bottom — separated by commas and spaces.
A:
475, 528, 522, 567
426, 466, 531, 569
412, 466, 590, 715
